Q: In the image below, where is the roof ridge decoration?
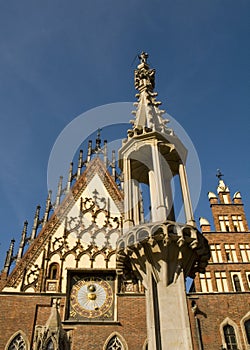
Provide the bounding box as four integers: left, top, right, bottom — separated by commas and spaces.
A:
128, 51, 173, 138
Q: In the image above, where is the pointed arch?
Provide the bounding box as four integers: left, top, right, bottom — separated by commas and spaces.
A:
220, 317, 242, 350
103, 332, 128, 350
240, 311, 250, 346
5, 330, 30, 350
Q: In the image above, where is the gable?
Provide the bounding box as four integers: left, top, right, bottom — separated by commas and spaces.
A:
2, 157, 123, 293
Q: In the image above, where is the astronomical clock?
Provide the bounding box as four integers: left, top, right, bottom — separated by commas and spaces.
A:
66, 270, 115, 321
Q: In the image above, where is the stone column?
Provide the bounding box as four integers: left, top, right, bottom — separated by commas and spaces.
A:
156, 271, 193, 349
149, 142, 168, 222
132, 178, 140, 226
117, 222, 210, 350
123, 157, 134, 230
179, 163, 195, 225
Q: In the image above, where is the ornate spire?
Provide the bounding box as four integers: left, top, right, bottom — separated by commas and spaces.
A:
134, 52, 155, 93
128, 52, 172, 138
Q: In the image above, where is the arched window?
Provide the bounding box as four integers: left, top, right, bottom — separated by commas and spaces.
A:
232, 274, 241, 292
106, 336, 124, 350
245, 319, 250, 344
223, 324, 238, 350
49, 263, 59, 280
7, 333, 26, 350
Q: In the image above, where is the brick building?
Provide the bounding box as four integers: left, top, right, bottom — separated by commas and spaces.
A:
188, 177, 250, 350
0, 54, 249, 349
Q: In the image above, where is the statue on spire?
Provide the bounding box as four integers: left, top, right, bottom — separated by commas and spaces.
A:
134, 51, 155, 92
138, 51, 148, 64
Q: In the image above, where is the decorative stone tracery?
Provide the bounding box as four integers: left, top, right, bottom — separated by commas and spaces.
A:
5, 331, 29, 350
13, 189, 121, 292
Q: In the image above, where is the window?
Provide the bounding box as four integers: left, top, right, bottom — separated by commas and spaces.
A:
247, 273, 250, 289
8, 333, 26, 350
225, 244, 238, 262
232, 215, 244, 232
200, 272, 213, 292
245, 319, 250, 344
106, 336, 124, 350
240, 244, 250, 262
49, 263, 59, 280
215, 272, 229, 292
232, 274, 242, 292
210, 244, 223, 263
219, 216, 230, 232
223, 324, 238, 350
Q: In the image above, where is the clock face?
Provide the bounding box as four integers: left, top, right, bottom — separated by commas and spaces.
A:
70, 276, 114, 319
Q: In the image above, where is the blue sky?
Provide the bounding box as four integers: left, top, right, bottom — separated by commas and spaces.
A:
0, 1, 249, 268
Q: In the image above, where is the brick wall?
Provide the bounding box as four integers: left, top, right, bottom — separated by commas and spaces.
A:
188, 292, 250, 350
0, 293, 147, 350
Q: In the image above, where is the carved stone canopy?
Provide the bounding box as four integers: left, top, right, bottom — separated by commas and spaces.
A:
116, 220, 211, 286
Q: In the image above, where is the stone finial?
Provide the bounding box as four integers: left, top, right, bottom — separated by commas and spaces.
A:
43, 190, 52, 227
134, 52, 155, 93
17, 221, 28, 262
77, 150, 83, 179
199, 217, 211, 232
55, 176, 63, 208
217, 180, 229, 193
30, 205, 41, 241
208, 191, 218, 204
129, 52, 171, 137
3, 239, 15, 275
233, 191, 242, 204
95, 128, 102, 151
139, 51, 149, 64
66, 163, 73, 194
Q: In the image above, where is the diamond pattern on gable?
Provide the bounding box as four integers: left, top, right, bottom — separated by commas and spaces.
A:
3, 157, 123, 291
